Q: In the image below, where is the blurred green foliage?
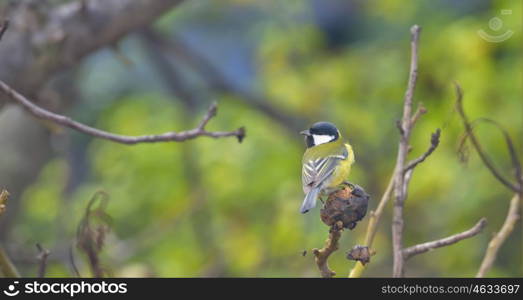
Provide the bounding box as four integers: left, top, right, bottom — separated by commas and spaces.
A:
11, 0, 522, 277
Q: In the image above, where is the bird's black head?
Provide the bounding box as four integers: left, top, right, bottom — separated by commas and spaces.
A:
300, 121, 340, 148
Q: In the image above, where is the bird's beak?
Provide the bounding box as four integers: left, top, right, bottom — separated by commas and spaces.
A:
300, 129, 311, 136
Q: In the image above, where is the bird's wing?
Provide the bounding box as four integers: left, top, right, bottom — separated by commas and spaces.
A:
302, 148, 348, 192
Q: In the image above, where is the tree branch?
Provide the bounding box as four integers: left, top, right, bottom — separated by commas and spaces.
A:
470, 118, 522, 185
477, 193, 521, 277
454, 83, 521, 193
36, 243, 50, 278
392, 24, 421, 278
0, 79, 245, 145
313, 223, 343, 278
403, 218, 487, 260
350, 25, 442, 278
410, 103, 427, 127
315, 184, 369, 277
454, 83, 522, 277
403, 129, 441, 173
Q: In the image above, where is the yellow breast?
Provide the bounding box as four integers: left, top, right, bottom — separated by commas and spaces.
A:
326, 143, 355, 188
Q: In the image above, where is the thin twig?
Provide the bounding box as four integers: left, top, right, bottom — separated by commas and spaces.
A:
392, 24, 421, 278
313, 223, 343, 278
476, 193, 521, 277
0, 79, 245, 145
403, 129, 441, 173
454, 83, 522, 277
454, 83, 521, 193
0, 23, 244, 145
467, 117, 522, 189
36, 243, 50, 278
350, 25, 433, 278
403, 218, 487, 260
410, 103, 427, 127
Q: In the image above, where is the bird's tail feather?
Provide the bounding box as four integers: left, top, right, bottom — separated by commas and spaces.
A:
301, 187, 320, 214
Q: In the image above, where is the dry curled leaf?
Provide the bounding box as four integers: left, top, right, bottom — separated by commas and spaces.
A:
76, 191, 112, 277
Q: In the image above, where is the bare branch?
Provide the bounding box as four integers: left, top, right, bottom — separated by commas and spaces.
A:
350, 25, 439, 278
478, 118, 522, 185
197, 102, 218, 129
314, 184, 369, 277
36, 243, 50, 277
477, 193, 521, 277
470, 117, 522, 188
0, 79, 245, 145
454, 83, 521, 193
410, 103, 427, 127
403, 129, 441, 173
399, 25, 422, 137
313, 222, 343, 278
454, 84, 522, 277
396, 119, 405, 136
403, 218, 487, 260
392, 24, 421, 278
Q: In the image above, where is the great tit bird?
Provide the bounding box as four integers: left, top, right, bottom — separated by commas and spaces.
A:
300, 122, 355, 214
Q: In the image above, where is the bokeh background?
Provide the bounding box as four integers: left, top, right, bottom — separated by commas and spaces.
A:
0, 0, 521, 277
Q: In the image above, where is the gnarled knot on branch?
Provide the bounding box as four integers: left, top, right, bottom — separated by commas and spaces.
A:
320, 183, 370, 230
312, 183, 370, 277
346, 245, 376, 266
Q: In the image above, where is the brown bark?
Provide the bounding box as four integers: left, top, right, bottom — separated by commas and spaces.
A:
0, 0, 186, 241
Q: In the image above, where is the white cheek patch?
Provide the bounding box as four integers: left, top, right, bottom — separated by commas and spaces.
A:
312, 134, 335, 146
